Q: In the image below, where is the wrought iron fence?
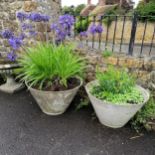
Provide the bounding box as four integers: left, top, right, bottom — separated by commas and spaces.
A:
75, 14, 155, 57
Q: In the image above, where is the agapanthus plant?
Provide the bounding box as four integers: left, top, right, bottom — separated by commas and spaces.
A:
0, 12, 50, 62
16, 12, 50, 23
80, 31, 88, 38
89, 24, 103, 35
0, 29, 23, 61
1, 29, 14, 39
51, 14, 75, 43
79, 24, 103, 41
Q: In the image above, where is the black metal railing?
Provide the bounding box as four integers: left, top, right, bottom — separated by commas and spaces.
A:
75, 14, 155, 57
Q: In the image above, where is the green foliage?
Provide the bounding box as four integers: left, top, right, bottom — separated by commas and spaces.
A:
76, 98, 89, 111
74, 4, 86, 16
136, 1, 155, 21
62, 4, 86, 16
102, 50, 112, 58
62, 6, 75, 16
103, 6, 126, 26
18, 43, 85, 90
75, 17, 90, 33
131, 95, 155, 132
91, 67, 144, 104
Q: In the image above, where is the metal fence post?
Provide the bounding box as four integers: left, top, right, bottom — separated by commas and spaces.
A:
128, 13, 138, 55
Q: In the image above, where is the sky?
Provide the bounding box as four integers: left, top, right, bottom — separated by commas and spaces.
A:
61, 0, 140, 7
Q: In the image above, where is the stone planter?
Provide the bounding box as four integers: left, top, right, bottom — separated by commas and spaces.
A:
0, 63, 24, 94
85, 80, 150, 128
27, 78, 83, 115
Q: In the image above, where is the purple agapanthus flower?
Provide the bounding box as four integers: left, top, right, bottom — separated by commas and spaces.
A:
89, 24, 97, 35
9, 36, 23, 50
51, 14, 75, 43
7, 51, 17, 61
21, 23, 33, 31
51, 23, 58, 31
95, 24, 103, 33
29, 13, 50, 22
80, 31, 88, 37
19, 33, 26, 40
16, 12, 28, 22
1, 29, 14, 39
41, 15, 50, 22
59, 14, 75, 27
29, 13, 43, 22
55, 27, 66, 42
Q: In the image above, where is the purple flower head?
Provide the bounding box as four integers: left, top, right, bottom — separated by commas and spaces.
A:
29, 13, 50, 22
21, 23, 33, 31
29, 13, 43, 22
95, 24, 103, 33
89, 24, 97, 35
80, 31, 88, 38
9, 36, 23, 50
55, 28, 66, 42
1, 30, 14, 39
51, 23, 58, 31
41, 15, 50, 22
17, 12, 28, 22
19, 33, 26, 40
7, 51, 17, 62
59, 14, 75, 27
51, 23, 69, 42
89, 24, 103, 34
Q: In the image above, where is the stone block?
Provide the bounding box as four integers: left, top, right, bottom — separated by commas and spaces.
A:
23, 1, 37, 12
107, 56, 118, 65
152, 61, 155, 70
126, 57, 143, 69
118, 57, 126, 66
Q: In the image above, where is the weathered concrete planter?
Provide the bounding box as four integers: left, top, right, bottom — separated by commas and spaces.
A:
28, 78, 83, 115
85, 80, 150, 128
0, 63, 24, 94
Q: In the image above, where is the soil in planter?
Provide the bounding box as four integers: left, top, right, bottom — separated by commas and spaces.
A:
34, 78, 81, 91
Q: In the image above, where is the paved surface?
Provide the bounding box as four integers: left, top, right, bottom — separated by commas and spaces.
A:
0, 90, 155, 155
83, 41, 155, 57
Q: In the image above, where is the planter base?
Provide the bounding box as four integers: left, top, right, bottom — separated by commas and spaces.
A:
0, 75, 24, 94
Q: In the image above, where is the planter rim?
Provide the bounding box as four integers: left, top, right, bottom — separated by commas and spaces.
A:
85, 80, 150, 107
26, 77, 83, 93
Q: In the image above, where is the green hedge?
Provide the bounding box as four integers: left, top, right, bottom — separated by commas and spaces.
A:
136, 1, 155, 21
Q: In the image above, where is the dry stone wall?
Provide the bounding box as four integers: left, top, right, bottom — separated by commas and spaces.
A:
76, 48, 155, 89
0, 0, 61, 55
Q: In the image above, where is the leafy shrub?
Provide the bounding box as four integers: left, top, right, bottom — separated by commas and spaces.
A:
74, 4, 86, 16
102, 50, 112, 58
18, 43, 85, 90
136, 1, 155, 21
62, 4, 86, 16
75, 17, 90, 34
62, 6, 75, 16
91, 67, 144, 104
131, 95, 155, 132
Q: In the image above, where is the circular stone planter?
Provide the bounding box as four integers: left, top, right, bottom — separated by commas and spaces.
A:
85, 80, 150, 128
27, 78, 83, 116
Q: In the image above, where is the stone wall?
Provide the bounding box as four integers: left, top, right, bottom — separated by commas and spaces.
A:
0, 0, 61, 54
0, 0, 61, 28
76, 48, 155, 88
